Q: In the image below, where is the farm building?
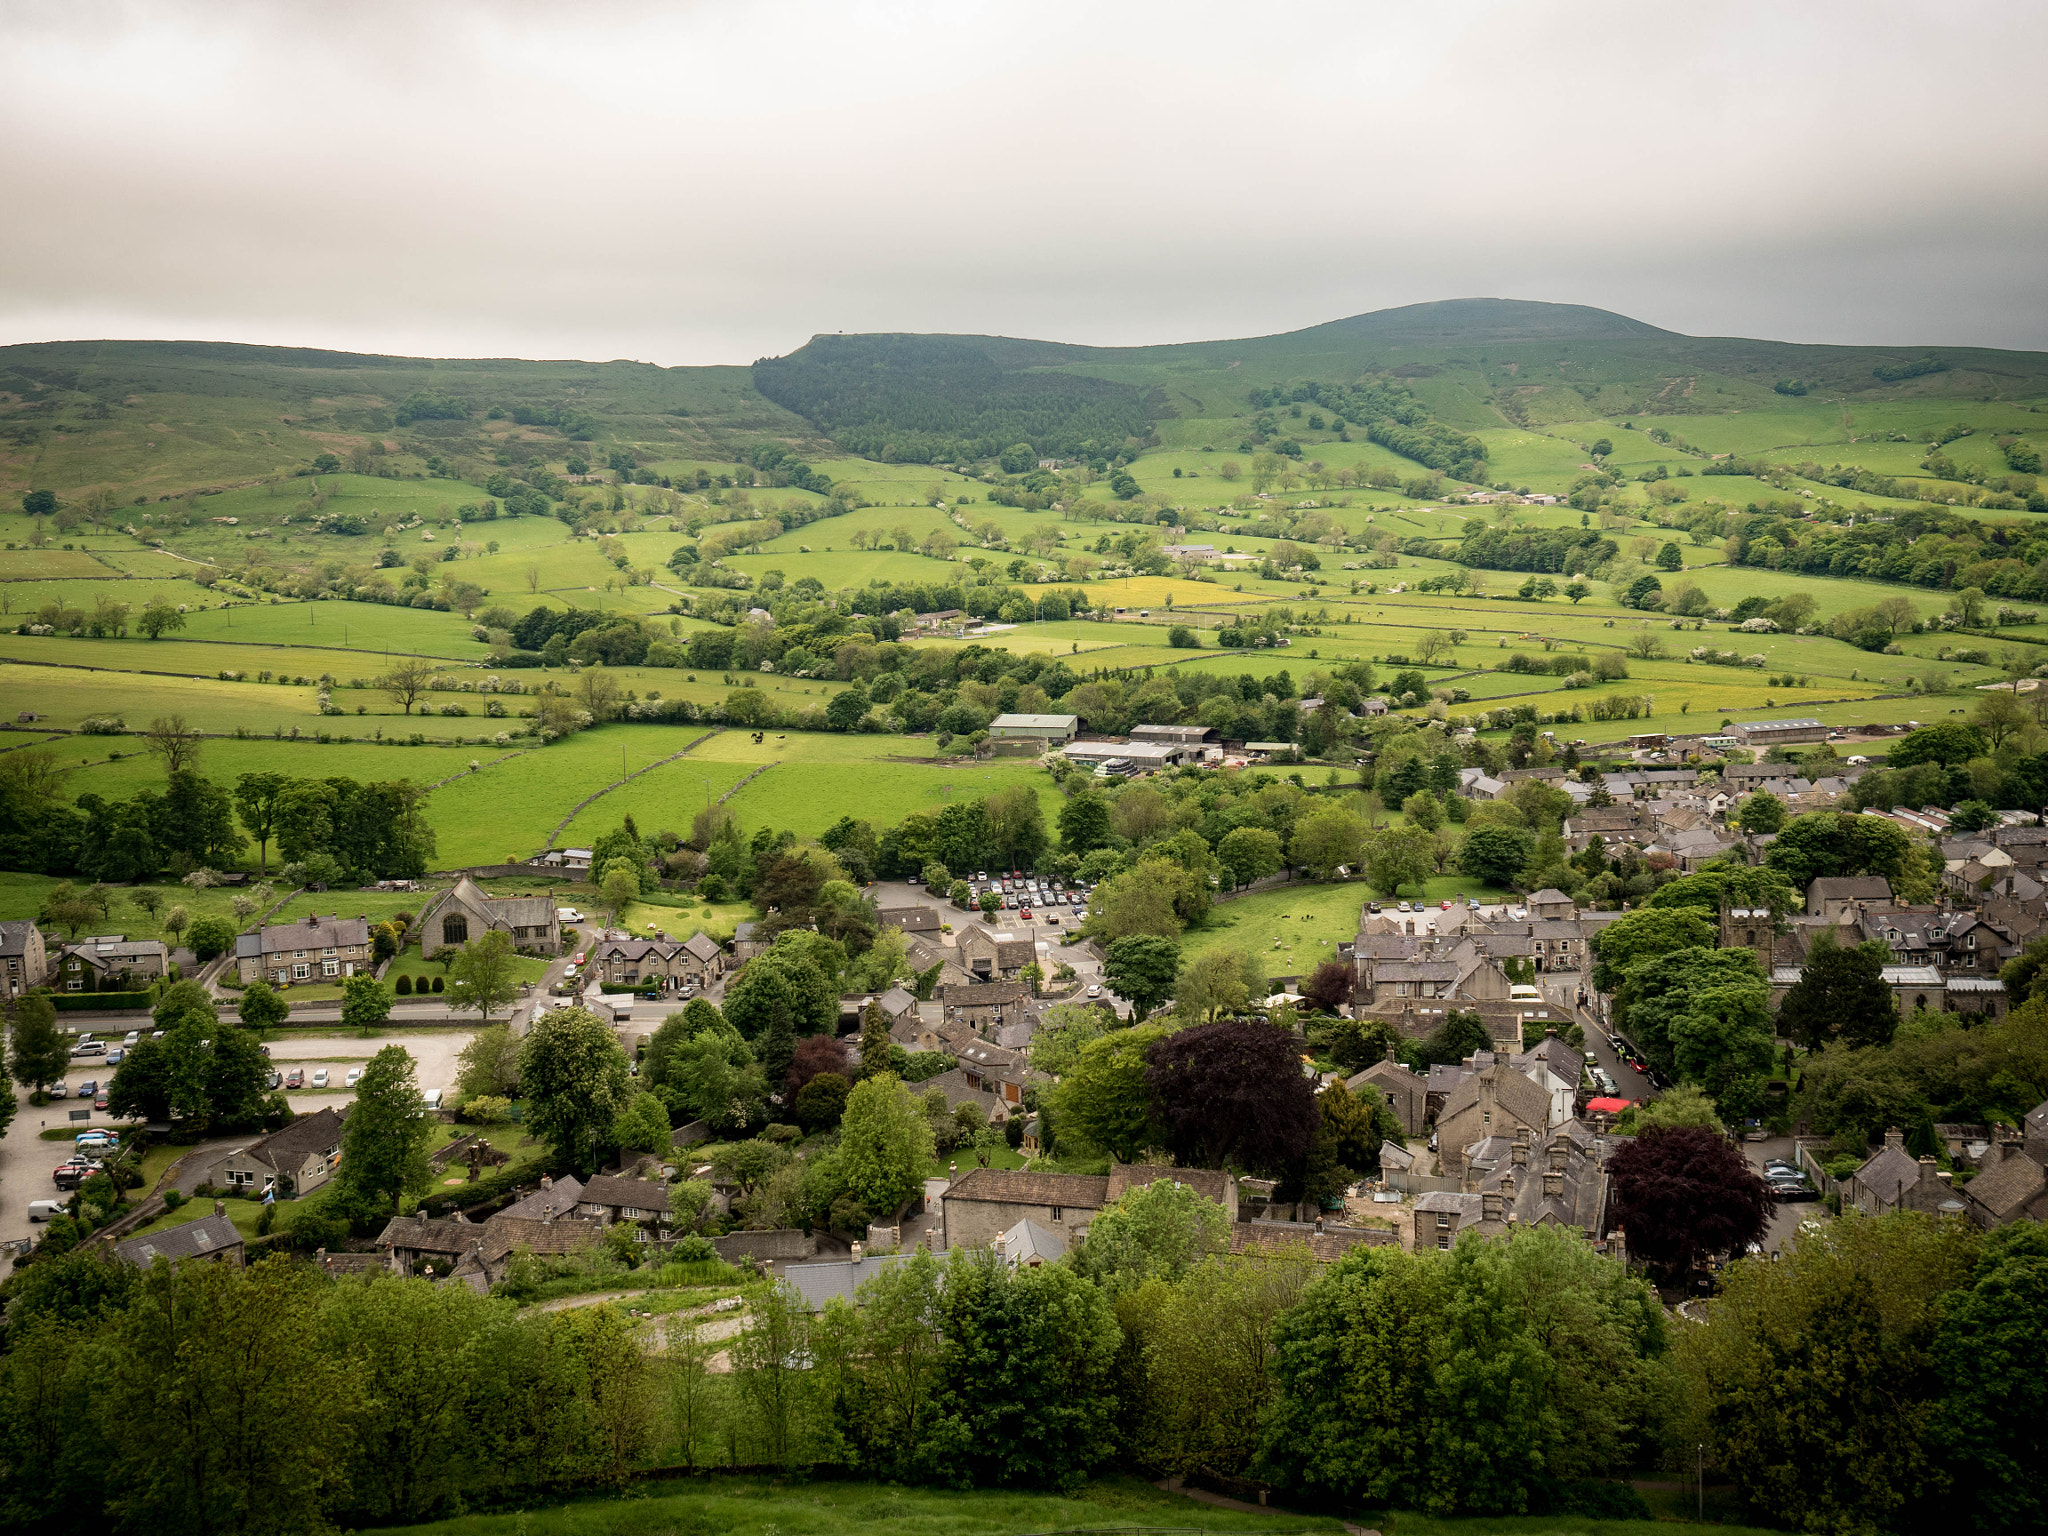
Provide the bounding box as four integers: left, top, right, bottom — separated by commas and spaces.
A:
987, 713, 1079, 747
1728, 718, 1830, 746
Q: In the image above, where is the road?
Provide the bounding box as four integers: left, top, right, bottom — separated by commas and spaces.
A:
1584, 1025, 1655, 1104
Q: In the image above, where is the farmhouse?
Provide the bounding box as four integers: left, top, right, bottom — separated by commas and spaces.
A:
115, 1212, 244, 1270
236, 912, 372, 986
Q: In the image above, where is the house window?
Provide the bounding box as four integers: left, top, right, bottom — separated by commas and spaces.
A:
1438, 1234, 1451, 1250
443, 915, 469, 945
322, 961, 339, 977
293, 964, 310, 980
67, 979, 82, 992
1050, 1206, 1064, 1223
1437, 1212, 1451, 1229
294, 949, 307, 960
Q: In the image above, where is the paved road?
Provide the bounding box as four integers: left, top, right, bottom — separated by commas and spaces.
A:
1741, 1133, 1827, 1254
1585, 1025, 1655, 1104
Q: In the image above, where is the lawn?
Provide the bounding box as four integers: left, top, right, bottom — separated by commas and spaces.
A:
1180, 875, 1514, 975
382, 1475, 1354, 1536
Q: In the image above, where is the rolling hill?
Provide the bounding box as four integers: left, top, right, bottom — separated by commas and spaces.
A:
4, 299, 2047, 504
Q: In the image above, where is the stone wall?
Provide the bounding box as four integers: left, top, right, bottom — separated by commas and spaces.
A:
713, 1229, 817, 1264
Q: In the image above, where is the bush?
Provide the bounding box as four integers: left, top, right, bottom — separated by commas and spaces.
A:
162, 1188, 186, 1210
430, 976, 444, 994
671, 1234, 716, 1264
395, 974, 412, 996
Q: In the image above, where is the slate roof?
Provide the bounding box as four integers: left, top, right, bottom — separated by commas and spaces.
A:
252, 914, 370, 956
784, 1252, 916, 1310
579, 1175, 670, 1212
878, 906, 942, 933
1967, 1149, 2048, 1220
940, 981, 1032, 1008
0, 919, 39, 957
116, 1213, 243, 1267
498, 1175, 586, 1222
234, 1107, 346, 1174
1373, 961, 1460, 983
1854, 1144, 1923, 1209
445, 875, 556, 929
942, 1168, 1111, 1209
997, 1217, 1068, 1264
1230, 1219, 1390, 1261
1351, 934, 1424, 959
681, 932, 723, 961
1439, 1063, 1552, 1135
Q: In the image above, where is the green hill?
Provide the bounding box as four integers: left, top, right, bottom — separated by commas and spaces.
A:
5, 299, 2047, 506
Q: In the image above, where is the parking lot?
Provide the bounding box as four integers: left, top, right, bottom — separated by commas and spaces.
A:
0, 1027, 479, 1263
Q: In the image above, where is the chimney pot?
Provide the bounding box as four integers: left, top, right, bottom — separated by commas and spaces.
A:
851, 1240, 863, 1265
1544, 1171, 1564, 1197
1482, 1191, 1502, 1220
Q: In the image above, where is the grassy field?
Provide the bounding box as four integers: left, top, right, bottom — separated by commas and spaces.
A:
1181, 877, 1512, 971
368, 1475, 1781, 1536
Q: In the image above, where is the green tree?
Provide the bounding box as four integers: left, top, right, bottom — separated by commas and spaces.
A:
336, 1045, 434, 1214
1288, 803, 1366, 880
1777, 929, 1900, 1051
1676, 1211, 1980, 1536
1053, 1024, 1169, 1161
1457, 824, 1535, 887
517, 1006, 632, 1173
1103, 934, 1182, 1019
8, 992, 71, 1094
838, 1073, 935, 1221
1072, 1176, 1229, 1292
600, 865, 638, 926
235, 978, 289, 1036
1616, 947, 1775, 1116
108, 1256, 361, 1534
613, 1091, 674, 1154
1215, 825, 1284, 888
724, 944, 837, 1040
1733, 789, 1786, 833
1173, 947, 1265, 1023
1088, 856, 1201, 939
855, 1000, 893, 1081
184, 915, 237, 962
1930, 1226, 2048, 1535
1025, 1002, 1109, 1078
1765, 810, 1916, 888
136, 600, 186, 640
341, 971, 393, 1038
454, 1021, 521, 1101
1589, 905, 1718, 992
1362, 825, 1434, 897
445, 927, 519, 1023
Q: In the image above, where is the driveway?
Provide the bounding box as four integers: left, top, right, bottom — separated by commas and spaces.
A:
1742, 1133, 1827, 1254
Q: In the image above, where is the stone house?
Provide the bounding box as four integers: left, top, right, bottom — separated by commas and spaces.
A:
375, 1206, 603, 1283
674, 931, 727, 987
236, 913, 372, 986
953, 923, 1035, 981
417, 876, 562, 959
840, 985, 920, 1031
1349, 1055, 1427, 1136
1525, 888, 1576, 920
115, 1211, 244, 1269
730, 921, 770, 961
941, 1168, 1112, 1252
1, 919, 48, 995
877, 906, 942, 935
1435, 1062, 1552, 1177
939, 980, 1033, 1033
575, 1174, 672, 1225
57, 936, 168, 992
1807, 876, 1893, 921
955, 1037, 1031, 1108
1961, 1117, 2048, 1228
214, 1107, 347, 1198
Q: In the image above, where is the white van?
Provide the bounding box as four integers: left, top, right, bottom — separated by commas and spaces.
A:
422, 1088, 444, 1112
26, 1200, 67, 1222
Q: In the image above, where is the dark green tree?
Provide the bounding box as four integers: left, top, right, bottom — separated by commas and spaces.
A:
1102, 934, 1182, 1019
1777, 930, 1900, 1051
335, 1045, 434, 1214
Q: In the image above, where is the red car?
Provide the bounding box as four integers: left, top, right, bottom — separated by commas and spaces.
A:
285, 1068, 305, 1089
1019, 907, 1033, 920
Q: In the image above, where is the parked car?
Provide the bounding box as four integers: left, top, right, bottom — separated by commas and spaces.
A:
345, 1067, 362, 1088
311, 1069, 329, 1088
76, 1081, 98, 1099
93, 1095, 108, 1111
69, 1040, 106, 1058
1019, 907, 1032, 920
1441, 899, 1452, 910
1087, 983, 1101, 997
26, 1200, 67, 1222
286, 1069, 304, 1089
267, 1072, 283, 1090
122, 1030, 141, 1046
105, 1048, 124, 1066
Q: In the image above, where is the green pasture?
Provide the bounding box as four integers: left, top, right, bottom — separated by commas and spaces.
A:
425, 724, 719, 868
722, 755, 1064, 841
1180, 877, 1510, 969
0, 662, 330, 736
0, 575, 214, 617
60, 735, 516, 806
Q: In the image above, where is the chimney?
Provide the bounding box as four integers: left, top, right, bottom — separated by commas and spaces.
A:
1512, 1138, 1529, 1168
213, 1200, 225, 1217
540, 1174, 552, 1189
1544, 1025, 1556, 1039
1548, 1144, 1567, 1174
1544, 1170, 1564, 1198
1937, 1170, 1953, 1183
1482, 1191, 1502, 1221
850, 1240, 864, 1265
1884, 1127, 1906, 1152
1314, 1215, 1325, 1234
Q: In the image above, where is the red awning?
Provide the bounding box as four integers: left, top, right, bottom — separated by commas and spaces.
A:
1585, 1096, 1632, 1113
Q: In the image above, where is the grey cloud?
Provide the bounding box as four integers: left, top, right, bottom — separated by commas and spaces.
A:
2, 0, 2044, 361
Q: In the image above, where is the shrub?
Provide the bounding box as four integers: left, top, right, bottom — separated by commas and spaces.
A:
430, 976, 444, 994
671, 1234, 716, 1264
162, 1188, 186, 1210
395, 974, 412, 995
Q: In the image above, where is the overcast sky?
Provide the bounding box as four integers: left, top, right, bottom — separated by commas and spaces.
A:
3, 0, 2045, 363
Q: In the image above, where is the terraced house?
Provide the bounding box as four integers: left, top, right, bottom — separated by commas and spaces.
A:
237, 913, 372, 985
